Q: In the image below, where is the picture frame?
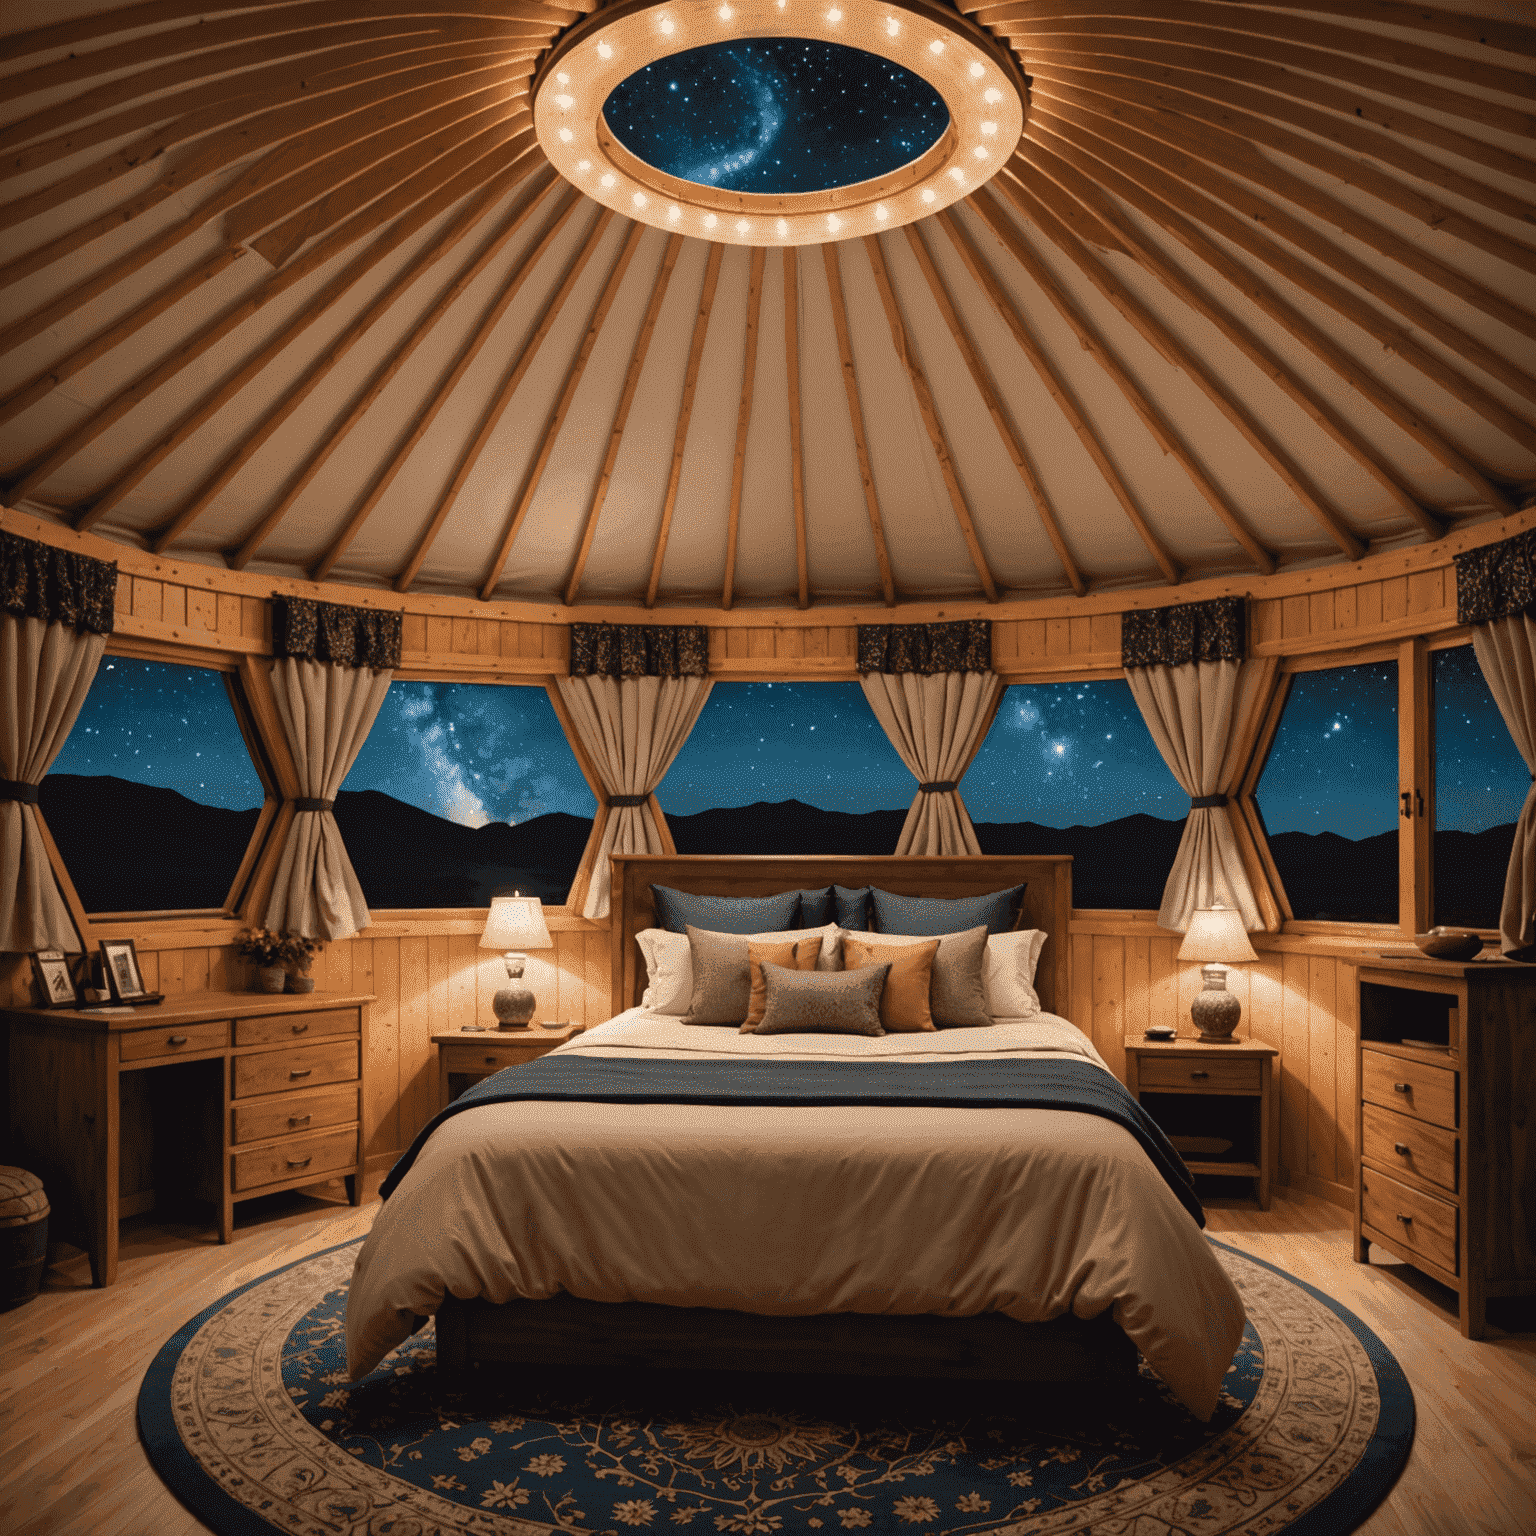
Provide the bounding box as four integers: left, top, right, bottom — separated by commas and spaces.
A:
30, 949, 79, 1009
99, 938, 149, 1001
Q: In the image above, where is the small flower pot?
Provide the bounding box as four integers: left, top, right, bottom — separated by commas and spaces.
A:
285, 973, 315, 994
254, 964, 287, 993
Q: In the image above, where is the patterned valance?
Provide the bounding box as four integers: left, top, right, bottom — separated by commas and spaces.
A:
271, 596, 402, 670
569, 623, 709, 678
1122, 596, 1244, 669
1455, 528, 1536, 627
0, 530, 116, 635
857, 620, 991, 675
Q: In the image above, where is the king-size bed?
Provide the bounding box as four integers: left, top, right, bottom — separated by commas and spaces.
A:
346, 854, 1245, 1420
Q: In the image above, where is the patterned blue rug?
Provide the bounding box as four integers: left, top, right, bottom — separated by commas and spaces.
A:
139, 1237, 1412, 1535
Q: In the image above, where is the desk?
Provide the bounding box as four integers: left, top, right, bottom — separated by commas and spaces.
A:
4, 989, 372, 1286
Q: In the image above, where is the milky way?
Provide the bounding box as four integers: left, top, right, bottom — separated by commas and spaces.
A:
603, 38, 948, 194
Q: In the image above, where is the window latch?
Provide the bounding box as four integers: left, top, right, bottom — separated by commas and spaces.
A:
1401, 790, 1412, 820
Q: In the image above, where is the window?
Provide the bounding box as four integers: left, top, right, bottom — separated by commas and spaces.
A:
660, 682, 912, 851
966, 681, 1185, 909
1433, 644, 1526, 930
42, 657, 267, 913
338, 681, 595, 907
1254, 661, 1398, 923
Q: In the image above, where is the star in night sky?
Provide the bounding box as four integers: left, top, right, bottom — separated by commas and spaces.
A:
603, 39, 948, 195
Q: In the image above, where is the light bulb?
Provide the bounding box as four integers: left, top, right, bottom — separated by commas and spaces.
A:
981, 121, 997, 136
597, 41, 612, 59
668, 204, 681, 222
984, 87, 1002, 104
827, 213, 842, 232
554, 94, 573, 109
949, 168, 965, 182
633, 191, 647, 208
921, 189, 936, 203
969, 62, 985, 80
973, 146, 988, 159
875, 203, 889, 221
558, 127, 573, 143
576, 159, 592, 172
826, 7, 841, 21
659, 14, 674, 32
600, 173, 615, 188
929, 39, 944, 54
885, 17, 899, 36
718, 2, 733, 16
735, 218, 751, 234
556, 72, 569, 85
704, 213, 718, 229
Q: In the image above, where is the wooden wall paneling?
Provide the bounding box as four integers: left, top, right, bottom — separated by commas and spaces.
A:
372, 939, 402, 1156
1280, 950, 1310, 1188
398, 935, 434, 1145
583, 928, 607, 1028
1307, 956, 1337, 1186
1335, 961, 1359, 1183
1149, 935, 1178, 1036
1122, 934, 1150, 1040
1071, 931, 1094, 1044
1091, 935, 1125, 1080
449, 934, 478, 1032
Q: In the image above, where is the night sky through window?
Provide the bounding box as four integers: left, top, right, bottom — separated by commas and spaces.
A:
603, 39, 948, 194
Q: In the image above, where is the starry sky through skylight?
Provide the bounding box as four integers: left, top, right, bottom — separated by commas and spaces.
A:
602, 39, 948, 194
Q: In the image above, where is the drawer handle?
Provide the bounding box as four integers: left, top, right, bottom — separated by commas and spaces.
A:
1394, 1142, 1410, 1157
292, 1022, 308, 1034
290, 1068, 313, 1079
1393, 1081, 1411, 1093
167, 1035, 188, 1046
289, 1114, 311, 1128
287, 1156, 312, 1169
1189, 1069, 1209, 1080
1396, 1212, 1413, 1224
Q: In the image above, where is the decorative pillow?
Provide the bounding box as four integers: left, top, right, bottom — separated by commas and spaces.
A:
752, 961, 890, 1037
683, 926, 755, 1024
841, 934, 939, 1033
640, 923, 844, 1012
742, 935, 824, 1031
984, 929, 1049, 1018
849, 925, 991, 1028
833, 885, 872, 931
651, 885, 801, 936
869, 883, 1027, 938
793, 886, 835, 928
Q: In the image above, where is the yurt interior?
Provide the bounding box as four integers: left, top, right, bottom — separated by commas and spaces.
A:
2, 1, 1535, 1532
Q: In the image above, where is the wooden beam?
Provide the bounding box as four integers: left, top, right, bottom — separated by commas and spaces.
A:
861, 234, 1000, 603
821, 242, 897, 606
925, 209, 1180, 587
784, 246, 810, 610
474, 218, 647, 599
723, 246, 766, 612
562, 231, 685, 607
646, 241, 724, 608
908, 221, 1093, 592
1400, 636, 1432, 936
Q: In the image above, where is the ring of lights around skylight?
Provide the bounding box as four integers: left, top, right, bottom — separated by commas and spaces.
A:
533, 0, 1027, 247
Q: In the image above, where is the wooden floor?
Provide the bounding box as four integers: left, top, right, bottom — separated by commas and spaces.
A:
1, 1187, 1532, 1536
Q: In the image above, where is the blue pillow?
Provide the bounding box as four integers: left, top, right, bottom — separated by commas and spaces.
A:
650, 885, 802, 935
869, 883, 1027, 938
834, 885, 872, 931
793, 886, 835, 928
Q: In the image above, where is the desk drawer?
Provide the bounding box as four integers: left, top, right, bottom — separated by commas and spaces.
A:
1361, 1165, 1458, 1275
440, 1041, 551, 1076
235, 1008, 359, 1047
1362, 1049, 1457, 1129
233, 1039, 358, 1099
1138, 1056, 1261, 1093
1362, 1102, 1458, 1195
120, 1019, 229, 1062
232, 1126, 357, 1192
232, 1084, 359, 1145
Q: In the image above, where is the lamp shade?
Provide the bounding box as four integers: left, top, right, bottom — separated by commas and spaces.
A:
479, 895, 553, 952
1178, 904, 1259, 965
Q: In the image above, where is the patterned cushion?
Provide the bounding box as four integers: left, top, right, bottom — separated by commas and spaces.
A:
793, 886, 835, 928
854, 926, 991, 1028
842, 934, 939, 1033
651, 886, 801, 936
869, 884, 1026, 938
752, 961, 890, 1036
741, 936, 823, 1031
682, 927, 755, 1024
833, 885, 872, 930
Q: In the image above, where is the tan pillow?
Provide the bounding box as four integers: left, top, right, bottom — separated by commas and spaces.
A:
742, 936, 823, 1031
842, 934, 939, 1033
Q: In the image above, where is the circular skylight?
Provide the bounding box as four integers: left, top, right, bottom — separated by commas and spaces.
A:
602, 39, 949, 196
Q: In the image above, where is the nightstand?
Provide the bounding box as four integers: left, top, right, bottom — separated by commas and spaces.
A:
1123, 1036, 1278, 1210
433, 1022, 583, 1109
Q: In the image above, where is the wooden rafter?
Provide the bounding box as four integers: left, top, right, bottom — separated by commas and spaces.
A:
722, 246, 766, 612
646, 242, 724, 608
821, 242, 896, 606
474, 218, 647, 599
563, 232, 685, 607
784, 247, 810, 610
862, 234, 1000, 603
907, 221, 1092, 593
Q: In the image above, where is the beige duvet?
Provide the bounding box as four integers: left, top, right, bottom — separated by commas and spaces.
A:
346, 1011, 1246, 1419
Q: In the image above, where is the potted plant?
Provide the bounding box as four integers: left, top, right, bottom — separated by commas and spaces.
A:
234, 929, 319, 994
281, 932, 322, 993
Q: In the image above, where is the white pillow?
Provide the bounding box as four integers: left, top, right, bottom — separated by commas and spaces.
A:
858, 926, 1046, 1018
637, 922, 843, 1014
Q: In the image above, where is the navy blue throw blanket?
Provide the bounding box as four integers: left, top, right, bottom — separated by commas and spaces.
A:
382, 1054, 1204, 1226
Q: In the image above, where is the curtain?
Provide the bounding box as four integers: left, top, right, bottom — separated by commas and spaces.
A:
560, 623, 712, 919
1123, 597, 1264, 932
261, 598, 399, 940
857, 621, 999, 856
0, 531, 117, 953
1456, 531, 1536, 956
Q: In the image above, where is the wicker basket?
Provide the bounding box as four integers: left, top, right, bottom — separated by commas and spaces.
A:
0, 1168, 49, 1311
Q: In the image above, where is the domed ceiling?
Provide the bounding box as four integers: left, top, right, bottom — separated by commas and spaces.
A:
1, 0, 1532, 608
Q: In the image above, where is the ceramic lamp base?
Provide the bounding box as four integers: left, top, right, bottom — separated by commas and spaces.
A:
492, 952, 535, 1028
1191, 964, 1241, 1042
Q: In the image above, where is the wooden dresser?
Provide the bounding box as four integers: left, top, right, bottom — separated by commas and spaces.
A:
4, 989, 372, 1286
1354, 956, 1536, 1338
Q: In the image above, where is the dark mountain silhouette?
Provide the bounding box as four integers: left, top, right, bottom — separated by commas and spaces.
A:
1434, 826, 1517, 930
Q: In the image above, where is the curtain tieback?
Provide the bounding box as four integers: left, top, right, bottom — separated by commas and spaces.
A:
291, 798, 335, 813
608, 794, 649, 807
0, 779, 40, 805
1189, 794, 1228, 809
917, 781, 959, 794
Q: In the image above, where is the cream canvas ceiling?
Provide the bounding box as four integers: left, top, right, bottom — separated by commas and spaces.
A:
1, 0, 1533, 610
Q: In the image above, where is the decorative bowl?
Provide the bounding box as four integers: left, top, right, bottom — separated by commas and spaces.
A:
1413, 928, 1484, 961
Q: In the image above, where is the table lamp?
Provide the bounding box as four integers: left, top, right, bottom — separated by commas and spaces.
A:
1178, 904, 1259, 1042
479, 893, 553, 1029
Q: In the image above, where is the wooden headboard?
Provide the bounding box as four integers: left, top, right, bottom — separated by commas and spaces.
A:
609, 855, 1073, 1020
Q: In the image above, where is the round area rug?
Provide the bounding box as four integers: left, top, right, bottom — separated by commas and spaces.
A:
139, 1238, 1412, 1536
